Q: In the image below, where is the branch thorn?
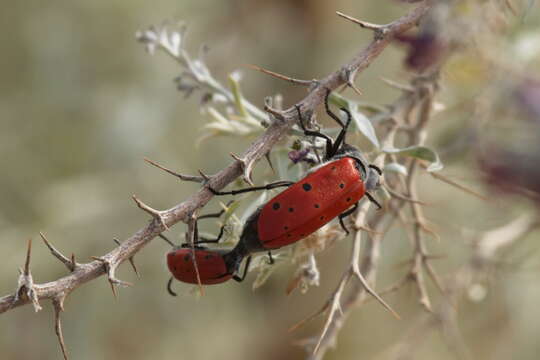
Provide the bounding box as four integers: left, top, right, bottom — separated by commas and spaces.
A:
336, 11, 388, 39
197, 169, 211, 183
144, 157, 204, 183
244, 64, 313, 86
132, 195, 169, 231
40, 232, 78, 272
114, 238, 140, 278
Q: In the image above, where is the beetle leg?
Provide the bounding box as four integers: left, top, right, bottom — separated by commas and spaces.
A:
208, 180, 295, 196
338, 202, 359, 235
194, 225, 225, 245
324, 87, 346, 128
365, 192, 382, 210
233, 256, 252, 282
329, 107, 353, 157
267, 251, 275, 265
295, 104, 334, 158
166, 277, 177, 297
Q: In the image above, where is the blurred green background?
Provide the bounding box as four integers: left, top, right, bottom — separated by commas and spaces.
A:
1, 1, 540, 359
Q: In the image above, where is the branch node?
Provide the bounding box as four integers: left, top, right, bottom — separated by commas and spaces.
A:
114, 238, 140, 278
230, 152, 256, 186
13, 239, 42, 312
342, 67, 363, 96
197, 169, 211, 183
263, 103, 286, 122
92, 256, 133, 299
132, 195, 169, 231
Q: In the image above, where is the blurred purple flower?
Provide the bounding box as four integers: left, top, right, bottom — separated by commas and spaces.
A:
479, 145, 540, 204
394, 31, 447, 72
515, 78, 540, 121
288, 149, 316, 164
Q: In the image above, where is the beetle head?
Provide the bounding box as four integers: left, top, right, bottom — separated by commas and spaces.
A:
365, 165, 382, 191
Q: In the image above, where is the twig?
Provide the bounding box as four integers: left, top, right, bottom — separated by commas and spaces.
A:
40, 232, 78, 272
422, 164, 489, 201
52, 297, 69, 360
144, 157, 204, 183
245, 64, 314, 87
336, 11, 387, 34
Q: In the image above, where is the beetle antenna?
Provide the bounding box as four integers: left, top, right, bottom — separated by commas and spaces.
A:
368, 164, 382, 175
159, 234, 176, 247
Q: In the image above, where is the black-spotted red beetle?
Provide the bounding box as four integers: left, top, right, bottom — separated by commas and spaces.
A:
166, 246, 250, 287
163, 206, 252, 295
209, 88, 382, 255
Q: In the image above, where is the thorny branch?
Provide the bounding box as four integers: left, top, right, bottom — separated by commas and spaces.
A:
0, 2, 435, 358
302, 74, 443, 359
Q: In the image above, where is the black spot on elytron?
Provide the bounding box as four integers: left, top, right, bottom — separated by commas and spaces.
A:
314, 204, 320, 208
173, 266, 177, 271
184, 255, 190, 262
320, 216, 324, 220
302, 183, 312, 191
288, 207, 294, 213
272, 202, 280, 210
284, 226, 289, 230
339, 183, 345, 189
287, 234, 292, 238
346, 197, 351, 202
332, 166, 336, 170
205, 255, 212, 260
300, 233, 305, 237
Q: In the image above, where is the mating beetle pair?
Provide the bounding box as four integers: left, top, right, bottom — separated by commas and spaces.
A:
166, 89, 382, 292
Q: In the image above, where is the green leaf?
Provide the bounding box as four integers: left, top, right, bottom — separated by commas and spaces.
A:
350, 108, 380, 148
382, 146, 443, 172
384, 162, 408, 176
220, 200, 241, 224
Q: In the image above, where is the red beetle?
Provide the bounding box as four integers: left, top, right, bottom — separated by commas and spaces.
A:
162, 208, 252, 294
166, 246, 250, 287
210, 88, 382, 255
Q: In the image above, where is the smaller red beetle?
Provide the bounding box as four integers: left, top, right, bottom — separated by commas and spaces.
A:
162, 206, 253, 295
166, 245, 249, 287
